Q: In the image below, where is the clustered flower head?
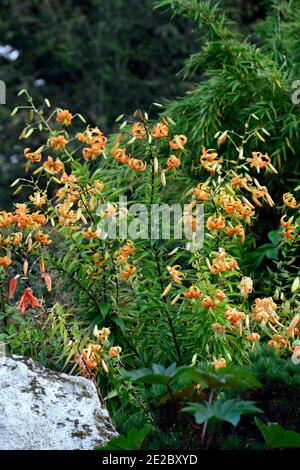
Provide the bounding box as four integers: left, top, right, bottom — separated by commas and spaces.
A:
183, 286, 201, 299
209, 249, 239, 275
115, 240, 136, 281
283, 192, 298, 209
75, 325, 121, 377
212, 358, 227, 370
56, 109, 73, 126
3, 101, 299, 379
77, 127, 107, 161
167, 265, 186, 284
224, 306, 245, 325
200, 147, 223, 175
252, 297, 278, 325
152, 119, 169, 138
280, 215, 297, 240
238, 277, 253, 296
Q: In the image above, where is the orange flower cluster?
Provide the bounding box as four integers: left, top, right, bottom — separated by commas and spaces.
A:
238, 277, 253, 296
210, 249, 239, 275
152, 119, 169, 138
56, 109, 73, 126
206, 215, 225, 231
112, 147, 147, 172
246, 151, 271, 170
75, 326, 121, 377
19, 287, 41, 314
57, 202, 79, 227
251, 297, 278, 325
280, 215, 297, 240
283, 193, 298, 209
35, 230, 52, 245
224, 306, 245, 325
193, 183, 210, 202
24, 148, 42, 163
113, 148, 130, 164
230, 170, 275, 208
268, 334, 287, 351
247, 332, 260, 342
167, 265, 186, 284
116, 241, 136, 281
0, 204, 47, 232
119, 264, 136, 280
200, 147, 223, 175
29, 192, 47, 207
0, 256, 12, 269
169, 134, 187, 150
131, 122, 147, 139
212, 323, 227, 333
183, 286, 201, 299
77, 127, 107, 161
167, 155, 181, 170
43, 156, 65, 174
212, 358, 227, 369
115, 240, 135, 262
219, 193, 254, 221
202, 295, 219, 309
50, 135, 68, 149
226, 223, 245, 243
82, 227, 99, 240
128, 157, 147, 172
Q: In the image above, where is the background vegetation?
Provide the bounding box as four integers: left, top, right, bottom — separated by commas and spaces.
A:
0, 0, 299, 451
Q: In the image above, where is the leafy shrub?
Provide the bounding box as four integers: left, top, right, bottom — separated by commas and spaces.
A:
0, 82, 298, 448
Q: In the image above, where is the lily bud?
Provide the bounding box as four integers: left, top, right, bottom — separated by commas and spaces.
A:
23, 260, 29, 276
43, 272, 52, 293
27, 235, 32, 251
101, 359, 109, 374
161, 283, 172, 298
39, 258, 45, 275
9, 276, 18, 299
217, 130, 228, 145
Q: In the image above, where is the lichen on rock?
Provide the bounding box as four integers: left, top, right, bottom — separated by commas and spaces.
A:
0, 355, 117, 450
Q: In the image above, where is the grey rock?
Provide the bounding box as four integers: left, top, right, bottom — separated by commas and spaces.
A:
0, 355, 117, 450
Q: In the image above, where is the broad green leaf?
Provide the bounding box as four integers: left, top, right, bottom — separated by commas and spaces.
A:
255, 418, 300, 449
97, 424, 153, 450
184, 400, 262, 426
100, 302, 111, 318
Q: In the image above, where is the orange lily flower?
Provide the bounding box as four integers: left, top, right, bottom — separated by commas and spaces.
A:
19, 287, 41, 314
152, 120, 169, 138
167, 155, 181, 170
56, 109, 73, 126
127, 158, 147, 172
49, 135, 68, 149
169, 134, 187, 150
167, 265, 185, 284
131, 122, 146, 139
183, 286, 202, 299
283, 193, 298, 209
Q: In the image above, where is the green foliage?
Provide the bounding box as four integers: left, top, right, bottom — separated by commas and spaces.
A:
128, 363, 261, 390
1, 0, 299, 452
97, 424, 154, 450
255, 418, 300, 449
0, 0, 196, 209
184, 399, 262, 426
156, 0, 300, 195
243, 346, 300, 432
